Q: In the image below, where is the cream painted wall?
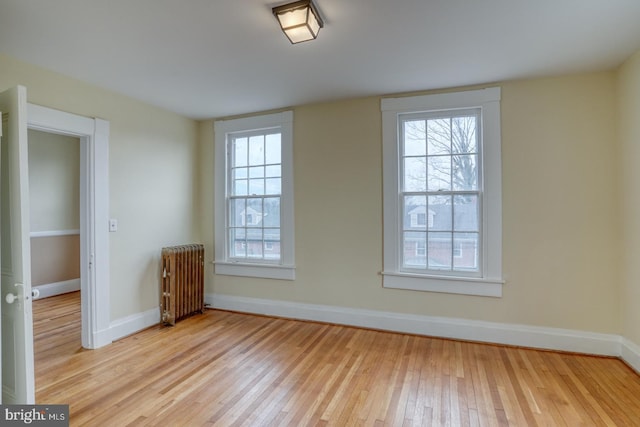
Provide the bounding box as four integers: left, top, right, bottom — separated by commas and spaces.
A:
0, 53, 199, 320
31, 235, 80, 286
618, 50, 640, 345
500, 73, 619, 333
28, 129, 80, 232
203, 71, 621, 334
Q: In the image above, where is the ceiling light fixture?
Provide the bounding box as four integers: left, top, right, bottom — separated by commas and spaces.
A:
272, 0, 324, 44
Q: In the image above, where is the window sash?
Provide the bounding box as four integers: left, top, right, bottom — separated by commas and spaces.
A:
398, 109, 482, 278
227, 194, 282, 263
226, 129, 283, 263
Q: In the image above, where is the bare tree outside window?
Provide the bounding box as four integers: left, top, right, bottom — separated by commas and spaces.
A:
403, 114, 478, 193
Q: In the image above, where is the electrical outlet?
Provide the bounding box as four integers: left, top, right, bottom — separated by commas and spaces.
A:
109, 218, 118, 232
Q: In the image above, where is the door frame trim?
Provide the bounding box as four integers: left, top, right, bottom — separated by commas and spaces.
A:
27, 103, 111, 349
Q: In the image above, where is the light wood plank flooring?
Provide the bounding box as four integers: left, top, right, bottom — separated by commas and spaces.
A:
34, 292, 640, 426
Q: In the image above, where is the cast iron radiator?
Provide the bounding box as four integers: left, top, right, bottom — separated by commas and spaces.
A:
160, 244, 205, 325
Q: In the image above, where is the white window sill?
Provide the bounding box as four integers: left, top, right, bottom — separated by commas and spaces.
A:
214, 261, 296, 281
382, 271, 503, 297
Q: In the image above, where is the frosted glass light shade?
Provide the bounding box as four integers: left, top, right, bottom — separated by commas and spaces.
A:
273, 0, 324, 44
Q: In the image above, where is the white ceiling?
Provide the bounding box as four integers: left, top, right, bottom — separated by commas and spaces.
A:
1, 0, 639, 120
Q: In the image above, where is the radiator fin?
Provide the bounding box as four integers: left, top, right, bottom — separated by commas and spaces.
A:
160, 244, 204, 325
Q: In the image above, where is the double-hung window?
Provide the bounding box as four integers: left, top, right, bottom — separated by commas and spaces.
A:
381, 88, 503, 297
214, 111, 295, 280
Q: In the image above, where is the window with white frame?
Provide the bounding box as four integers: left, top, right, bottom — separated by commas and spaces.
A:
381, 88, 503, 297
214, 111, 295, 280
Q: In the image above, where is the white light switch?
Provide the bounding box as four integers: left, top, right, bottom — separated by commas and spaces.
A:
109, 218, 118, 232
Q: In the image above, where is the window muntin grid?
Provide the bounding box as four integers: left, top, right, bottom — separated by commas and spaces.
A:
228, 130, 282, 262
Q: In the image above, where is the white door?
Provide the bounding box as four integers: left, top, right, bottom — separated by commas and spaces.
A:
0, 85, 35, 404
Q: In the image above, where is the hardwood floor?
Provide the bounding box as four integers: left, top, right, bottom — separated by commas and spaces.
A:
34, 292, 640, 426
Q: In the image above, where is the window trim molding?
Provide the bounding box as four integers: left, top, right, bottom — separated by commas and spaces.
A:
381, 88, 503, 297
214, 111, 295, 280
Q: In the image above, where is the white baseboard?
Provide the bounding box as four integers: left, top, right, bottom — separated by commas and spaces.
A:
206, 293, 622, 358
91, 328, 113, 349
110, 307, 160, 342
102, 295, 639, 375
621, 338, 640, 373
33, 279, 80, 299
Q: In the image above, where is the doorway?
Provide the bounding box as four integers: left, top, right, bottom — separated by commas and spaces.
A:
27, 103, 110, 350
29, 129, 82, 353
28, 129, 81, 297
